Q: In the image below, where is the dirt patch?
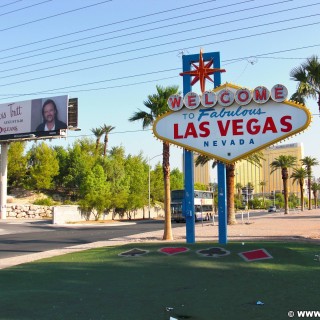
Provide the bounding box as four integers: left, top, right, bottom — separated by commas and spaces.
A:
7, 188, 47, 204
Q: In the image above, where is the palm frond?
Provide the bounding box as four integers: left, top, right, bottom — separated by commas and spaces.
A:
243, 151, 264, 167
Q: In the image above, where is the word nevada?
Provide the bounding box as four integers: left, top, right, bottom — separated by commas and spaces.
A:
167, 84, 288, 111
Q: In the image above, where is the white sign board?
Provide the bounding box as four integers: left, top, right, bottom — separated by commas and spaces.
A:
0, 95, 68, 141
153, 83, 311, 163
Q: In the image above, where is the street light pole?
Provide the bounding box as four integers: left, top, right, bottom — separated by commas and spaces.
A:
246, 185, 251, 223
148, 154, 162, 219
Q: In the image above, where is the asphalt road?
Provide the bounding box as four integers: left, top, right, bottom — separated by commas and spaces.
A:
0, 219, 168, 260
0, 210, 271, 261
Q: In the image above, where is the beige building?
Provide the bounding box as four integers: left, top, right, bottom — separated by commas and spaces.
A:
182, 153, 211, 187
192, 142, 304, 196
235, 142, 304, 196
193, 158, 210, 186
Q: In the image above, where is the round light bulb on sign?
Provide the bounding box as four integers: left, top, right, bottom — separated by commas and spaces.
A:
253, 86, 270, 104
217, 89, 234, 107
184, 92, 200, 110
271, 84, 288, 102
200, 91, 217, 108
235, 88, 252, 106
167, 94, 184, 111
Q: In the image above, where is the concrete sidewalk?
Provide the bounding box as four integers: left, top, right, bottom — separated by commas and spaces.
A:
0, 209, 319, 270
118, 209, 320, 243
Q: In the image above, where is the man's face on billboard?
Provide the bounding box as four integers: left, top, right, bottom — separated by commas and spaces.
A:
43, 103, 56, 123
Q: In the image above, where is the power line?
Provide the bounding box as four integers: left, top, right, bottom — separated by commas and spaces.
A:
0, 0, 297, 62
223, 44, 320, 64
252, 56, 312, 60
0, 69, 179, 97
0, 0, 222, 52
0, 0, 311, 70
0, 1, 316, 99
0, 0, 23, 9
0, 0, 112, 32
68, 128, 153, 139
0, 75, 179, 99
0, 0, 52, 17
0, 17, 318, 87
0, 43, 319, 100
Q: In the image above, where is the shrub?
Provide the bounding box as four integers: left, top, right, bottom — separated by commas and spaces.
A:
33, 198, 54, 206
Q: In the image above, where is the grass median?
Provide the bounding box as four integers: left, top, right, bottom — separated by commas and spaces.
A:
0, 241, 319, 320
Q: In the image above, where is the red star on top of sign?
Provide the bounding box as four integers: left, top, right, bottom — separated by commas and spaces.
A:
179, 49, 226, 93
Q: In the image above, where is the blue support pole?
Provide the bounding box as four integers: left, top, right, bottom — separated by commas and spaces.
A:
181, 51, 227, 244
182, 54, 195, 243
217, 162, 227, 244
210, 52, 228, 245
184, 149, 195, 243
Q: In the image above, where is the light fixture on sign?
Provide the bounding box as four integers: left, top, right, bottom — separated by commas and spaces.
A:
235, 88, 252, 106
253, 86, 270, 104
271, 84, 288, 102
167, 94, 184, 111
217, 89, 234, 107
184, 92, 200, 110
200, 91, 217, 108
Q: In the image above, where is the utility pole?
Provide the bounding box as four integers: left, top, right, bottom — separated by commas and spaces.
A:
0, 143, 8, 220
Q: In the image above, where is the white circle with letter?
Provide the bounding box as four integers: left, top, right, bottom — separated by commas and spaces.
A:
184, 92, 200, 110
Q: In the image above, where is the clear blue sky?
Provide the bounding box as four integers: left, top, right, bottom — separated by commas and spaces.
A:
0, 0, 320, 177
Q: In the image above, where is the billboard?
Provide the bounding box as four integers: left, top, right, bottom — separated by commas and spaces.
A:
0, 95, 68, 141
153, 83, 312, 164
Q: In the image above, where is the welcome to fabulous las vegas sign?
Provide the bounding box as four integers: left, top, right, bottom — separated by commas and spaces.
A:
153, 83, 312, 163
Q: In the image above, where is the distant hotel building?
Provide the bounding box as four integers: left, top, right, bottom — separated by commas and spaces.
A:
193, 158, 210, 186
235, 142, 304, 196
181, 152, 211, 187
192, 143, 304, 197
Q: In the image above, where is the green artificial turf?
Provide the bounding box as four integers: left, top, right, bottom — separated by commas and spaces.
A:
0, 241, 319, 320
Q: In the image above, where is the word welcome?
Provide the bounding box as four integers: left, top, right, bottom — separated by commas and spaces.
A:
167, 84, 288, 111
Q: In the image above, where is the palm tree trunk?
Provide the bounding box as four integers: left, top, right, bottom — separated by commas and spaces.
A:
95, 139, 100, 150
103, 136, 108, 157
300, 182, 304, 211
226, 164, 237, 224
283, 181, 289, 214
313, 190, 317, 209
162, 141, 173, 240
308, 178, 312, 210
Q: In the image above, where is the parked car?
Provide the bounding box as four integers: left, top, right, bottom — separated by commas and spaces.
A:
268, 205, 277, 212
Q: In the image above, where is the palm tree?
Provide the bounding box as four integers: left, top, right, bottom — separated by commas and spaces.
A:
311, 182, 320, 209
244, 182, 254, 209
129, 85, 179, 240
91, 127, 104, 151
226, 163, 236, 224
101, 125, 115, 156
290, 167, 307, 211
300, 156, 319, 210
259, 181, 266, 208
290, 55, 320, 110
270, 155, 297, 214
235, 182, 243, 200
246, 182, 254, 190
